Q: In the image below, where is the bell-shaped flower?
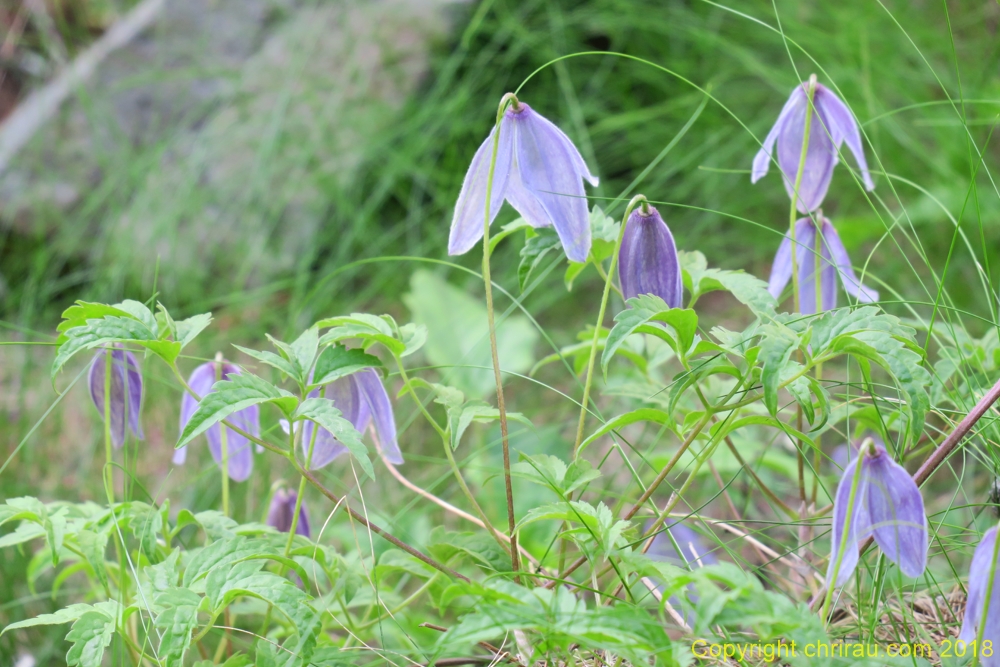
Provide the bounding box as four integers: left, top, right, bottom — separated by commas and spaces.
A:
175, 361, 259, 482
768, 216, 879, 314
752, 79, 874, 213
289, 368, 401, 469
618, 204, 682, 307
449, 97, 599, 263
827, 437, 927, 588
959, 527, 1000, 661
266, 488, 310, 537
88, 346, 144, 449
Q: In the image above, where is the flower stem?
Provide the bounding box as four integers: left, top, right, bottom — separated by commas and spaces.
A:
788, 74, 818, 314
573, 195, 645, 457
214, 356, 230, 517
483, 93, 521, 579
103, 349, 114, 505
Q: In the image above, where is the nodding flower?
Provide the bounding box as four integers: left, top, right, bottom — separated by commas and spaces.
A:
752, 77, 874, 213
281, 368, 400, 469
827, 436, 927, 588
449, 94, 599, 263
959, 527, 1000, 663
266, 488, 310, 538
767, 216, 878, 314
618, 202, 683, 308
175, 361, 260, 482
88, 346, 144, 449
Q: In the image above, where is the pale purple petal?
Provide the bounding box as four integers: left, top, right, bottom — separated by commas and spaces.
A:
792, 219, 820, 315
88, 348, 144, 449
511, 104, 591, 262
777, 96, 837, 213
172, 445, 187, 465
525, 109, 599, 187
826, 457, 873, 588
767, 235, 794, 300
814, 84, 875, 191
302, 377, 360, 469
618, 205, 682, 308
752, 86, 805, 184
864, 447, 927, 578
822, 219, 879, 303
448, 120, 514, 256
354, 370, 401, 465
799, 218, 839, 314
266, 489, 310, 538
505, 163, 553, 229
960, 527, 1000, 646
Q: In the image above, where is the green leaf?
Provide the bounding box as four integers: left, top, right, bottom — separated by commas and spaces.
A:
428, 528, 512, 573
178, 373, 296, 448
564, 207, 619, 291
233, 345, 299, 380
289, 327, 320, 378
293, 398, 371, 479
602, 295, 697, 376
175, 312, 213, 349
113, 300, 157, 334
76, 530, 110, 592
758, 323, 800, 415
577, 408, 673, 454
2, 602, 114, 634
317, 313, 405, 356
488, 217, 533, 254
512, 454, 601, 496
130, 503, 163, 563
56, 302, 131, 338
398, 322, 428, 357
312, 345, 383, 386
65, 610, 116, 667
518, 227, 562, 292
448, 403, 532, 450
154, 588, 201, 665
680, 250, 776, 317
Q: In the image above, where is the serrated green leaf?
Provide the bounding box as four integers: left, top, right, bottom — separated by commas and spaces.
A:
513, 454, 601, 496
293, 398, 371, 478
154, 587, 201, 665
65, 610, 116, 667
312, 345, 383, 386
577, 408, 673, 455
56, 302, 131, 338
317, 314, 405, 356
603, 296, 697, 376
113, 299, 157, 334
290, 327, 319, 378
398, 322, 428, 357
759, 323, 800, 415
178, 374, 296, 448
76, 530, 110, 592
448, 403, 532, 450
175, 312, 212, 349
233, 345, 299, 380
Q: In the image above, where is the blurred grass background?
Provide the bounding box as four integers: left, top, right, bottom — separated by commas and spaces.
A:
0, 0, 999, 660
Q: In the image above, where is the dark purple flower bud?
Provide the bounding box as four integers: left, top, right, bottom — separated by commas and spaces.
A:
827, 437, 927, 588
752, 80, 874, 213
88, 346, 144, 449
449, 98, 599, 263
960, 527, 1000, 653
297, 368, 401, 469
175, 361, 259, 482
266, 488, 310, 537
618, 204, 682, 307
768, 216, 879, 315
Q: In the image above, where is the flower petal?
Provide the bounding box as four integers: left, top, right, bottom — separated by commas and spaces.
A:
960, 527, 999, 644
618, 205, 683, 307
505, 163, 553, 229
822, 219, 879, 304
815, 84, 875, 191
752, 86, 805, 184
354, 370, 401, 464
89, 348, 144, 449
777, 92, 837, 213
826, 456, 873, 588
448, 120, 514, 256
864, 449, 927, 578
792, 219, 820, 315
511, 104, 591, 262
767, 234, 794, 300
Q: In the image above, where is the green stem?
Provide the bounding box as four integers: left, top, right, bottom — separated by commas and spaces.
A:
788, 74, 818, 314
214, 358, 230, 517
573, 195, 645, 456
973, 521, 1000, 667
483, 93, 521, 579
103, 349, 114, 505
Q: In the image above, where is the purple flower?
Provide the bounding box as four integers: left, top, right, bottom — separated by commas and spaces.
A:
449, 98, 599, 263
827, 437, 927, 588
266, 488, 310, 537
647, 521, 717, 626
618, 204, 682, 307
752, 79, 874, 213
175, 361, 259, 482
768, 216, 879, 314
960, 527, 1000, 661
88, 346, 143, 449
287, 369, 400, 469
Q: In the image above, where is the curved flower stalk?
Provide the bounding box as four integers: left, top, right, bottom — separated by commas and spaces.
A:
618, 203, 682, 307
88, 346, 144, 449
175, 361, 260, 482
827, 437, 927, 588
960, 527, 1000, 663
282, 368, 400, 469
768, 216, 879, 314
267, 488, 310, 537
449, 97, 599, 263
752, 78, 874, 212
